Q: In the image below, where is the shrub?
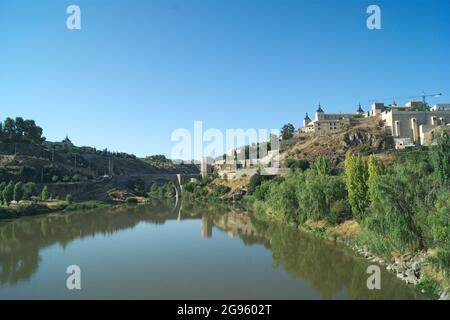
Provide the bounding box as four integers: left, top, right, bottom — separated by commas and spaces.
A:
253, 180, 271, 201
432, 131, 450, 188
127, 178, 146, 194
212, 184, 230, 197
248, 170, 266, 195
415, 277, 440, 294
284, 158, 310, 171
182, 181, 196, 193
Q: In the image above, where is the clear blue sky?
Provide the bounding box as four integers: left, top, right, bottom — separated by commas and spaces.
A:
1, 0, 449, 157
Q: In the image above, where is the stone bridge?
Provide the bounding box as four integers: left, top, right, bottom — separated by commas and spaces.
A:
111, 173, 202, 199
40, 173, 202, 201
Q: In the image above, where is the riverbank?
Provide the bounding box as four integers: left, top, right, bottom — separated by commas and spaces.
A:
277, 215, 450, 300
183, 173, 450, 300
1, 202, 424, 299
0, 199, 111, 220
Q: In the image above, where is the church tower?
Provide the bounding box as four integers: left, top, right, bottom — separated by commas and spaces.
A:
357, 103, 365, 115
315, 103, 324, 120
303, 113, 311, 127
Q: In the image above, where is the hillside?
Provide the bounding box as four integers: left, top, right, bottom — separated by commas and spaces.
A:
0, 122, 198, 184
0, 143, 199, 184
280, 117, 395, 167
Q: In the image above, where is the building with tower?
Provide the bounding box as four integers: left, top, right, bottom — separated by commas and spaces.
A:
302, 103, 365, 133
301, 99, 450, 148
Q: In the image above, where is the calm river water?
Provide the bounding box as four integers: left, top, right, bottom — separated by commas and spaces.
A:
0, 203, 430, 299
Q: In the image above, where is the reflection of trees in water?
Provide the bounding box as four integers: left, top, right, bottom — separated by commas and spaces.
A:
250, 221, 424, 300
270, 225, 353, 299
0, 204, 426, 299
0, 204, 188, 285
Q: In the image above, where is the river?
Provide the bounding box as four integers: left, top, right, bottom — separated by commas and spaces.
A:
0, 203, 431, 299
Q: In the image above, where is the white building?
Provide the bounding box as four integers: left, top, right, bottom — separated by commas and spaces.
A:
430, 104, 450, 111
379, 101, 450, 148
302, 103, 365, 133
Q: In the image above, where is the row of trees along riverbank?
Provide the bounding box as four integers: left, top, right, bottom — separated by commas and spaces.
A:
247, 132, 450, 294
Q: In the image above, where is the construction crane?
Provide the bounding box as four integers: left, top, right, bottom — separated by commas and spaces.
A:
369, 92, 442, 107
408, 92, 442, 108
369, 92, 443, 123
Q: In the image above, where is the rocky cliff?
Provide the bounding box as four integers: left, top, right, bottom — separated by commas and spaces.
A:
281, 118, 395, 166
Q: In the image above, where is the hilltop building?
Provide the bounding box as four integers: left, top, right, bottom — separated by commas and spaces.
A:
302, 100, 450, 149
430, 103, 450, 111
378, 102, 450, 148
302, 103, 366, 133
61, 135, 73, 146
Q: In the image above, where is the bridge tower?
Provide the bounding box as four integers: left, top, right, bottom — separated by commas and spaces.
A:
201, 156, 213, 179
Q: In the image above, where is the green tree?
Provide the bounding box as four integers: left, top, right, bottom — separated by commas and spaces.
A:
15, 117, 25, 138
266, 172, 299, 223
0, 117, 45, 142
41, 185, 49, 201
364, 164, 433, 253
52, 175, 60, 183
367, 154, 380, 202
281, 123, 295, 140
2, 117, 16, 139
432, 131, 450, 188
66, 194, 74, 204
297, 170, 348, 223
314, 156, 332, 176
248, 169, 264, 195
13, 182, 24, 202
3, 181, 14, 205
22, 119, 45, 143
344, 151, 369, 222
24, 182, 37, 199
0, 181, 6, 203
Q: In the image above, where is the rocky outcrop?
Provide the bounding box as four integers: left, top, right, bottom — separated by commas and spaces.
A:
282, 121, 396, 167
341, 130, 394, 151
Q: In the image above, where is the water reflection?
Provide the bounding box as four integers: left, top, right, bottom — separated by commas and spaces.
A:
0, 205, 182, 285
0, 203, 429, 299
